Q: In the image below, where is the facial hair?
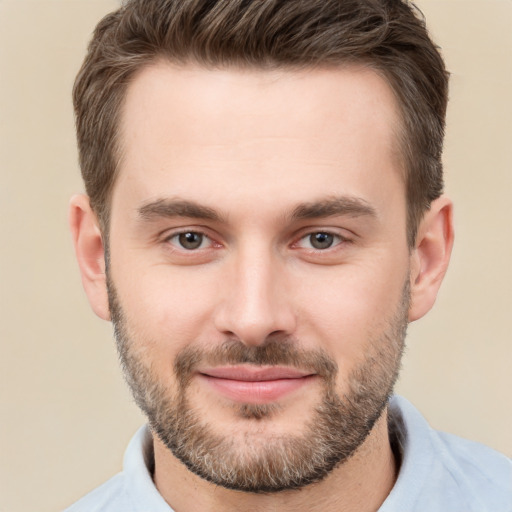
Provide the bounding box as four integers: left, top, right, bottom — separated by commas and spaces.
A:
107, 276, 409, 493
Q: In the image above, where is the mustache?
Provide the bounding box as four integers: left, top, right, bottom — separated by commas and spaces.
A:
173, 336, 338, 387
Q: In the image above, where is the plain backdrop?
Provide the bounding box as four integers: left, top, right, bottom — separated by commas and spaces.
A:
1, 1, 511, 511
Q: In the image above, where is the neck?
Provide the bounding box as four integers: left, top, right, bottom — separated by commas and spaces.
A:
153, 409, 398, 512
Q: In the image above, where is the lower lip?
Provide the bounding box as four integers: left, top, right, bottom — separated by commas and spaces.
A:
199, 374, 314, 404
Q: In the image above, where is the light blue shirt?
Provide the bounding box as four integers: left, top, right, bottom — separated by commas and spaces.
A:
64, 396, 512, 511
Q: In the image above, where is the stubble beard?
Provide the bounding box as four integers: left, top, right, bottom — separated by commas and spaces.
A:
107, 276, 409, 493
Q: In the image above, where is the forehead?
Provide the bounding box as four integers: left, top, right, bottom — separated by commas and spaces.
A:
114, 62, 403, 216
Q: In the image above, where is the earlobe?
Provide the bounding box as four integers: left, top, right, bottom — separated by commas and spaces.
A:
69, 194, 111, 321
408, 196, 454, 322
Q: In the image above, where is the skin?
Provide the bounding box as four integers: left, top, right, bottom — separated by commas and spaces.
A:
70, 62, 454, 512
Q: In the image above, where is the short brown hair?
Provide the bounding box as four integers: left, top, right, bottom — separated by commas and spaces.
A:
73, 0, 449, 245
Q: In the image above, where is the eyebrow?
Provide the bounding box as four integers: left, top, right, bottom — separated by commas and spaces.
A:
138, 199, 222, 222
291, 196, 377, 220
137, 195, 377, 224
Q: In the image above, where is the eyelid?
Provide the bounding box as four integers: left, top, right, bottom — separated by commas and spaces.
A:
169, 232, 210, 250
292, 228, 353, 249
157, 225, 354, 254
161, 226, 222, 250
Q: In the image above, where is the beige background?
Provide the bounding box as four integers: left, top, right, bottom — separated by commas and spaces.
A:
0, 1, 510, 511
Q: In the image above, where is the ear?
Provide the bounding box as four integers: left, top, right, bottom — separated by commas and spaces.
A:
69, 194, 111, 321
408, 196, 454, 322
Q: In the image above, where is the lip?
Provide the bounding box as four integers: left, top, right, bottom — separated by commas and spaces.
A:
198, 365, 316, 404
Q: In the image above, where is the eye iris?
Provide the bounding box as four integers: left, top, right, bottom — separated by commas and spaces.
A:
310, 232, 334, 249
178, 232, 203, 249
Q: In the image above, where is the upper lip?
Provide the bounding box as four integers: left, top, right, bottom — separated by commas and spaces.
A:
199, 366, 314, 381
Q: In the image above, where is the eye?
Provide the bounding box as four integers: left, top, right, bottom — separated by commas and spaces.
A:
168, 231, 211, 250
309, 232, 335, 249
297, 231, 345, 250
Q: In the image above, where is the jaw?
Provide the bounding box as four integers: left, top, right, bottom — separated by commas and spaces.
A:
152, 404, 397, 512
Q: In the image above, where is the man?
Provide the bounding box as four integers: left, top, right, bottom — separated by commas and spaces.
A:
66, 0, 511, 510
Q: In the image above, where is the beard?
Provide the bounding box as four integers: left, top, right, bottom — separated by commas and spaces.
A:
107, 276, 409, 493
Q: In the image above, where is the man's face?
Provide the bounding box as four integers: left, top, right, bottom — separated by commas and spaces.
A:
107, 63, 412, 491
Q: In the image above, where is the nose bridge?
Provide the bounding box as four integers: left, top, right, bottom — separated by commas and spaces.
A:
214, 239, 295, 345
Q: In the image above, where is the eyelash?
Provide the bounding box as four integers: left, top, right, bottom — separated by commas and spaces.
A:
293, 231, 351, 251
163, 229, 352, 253
164, 230, 218, 251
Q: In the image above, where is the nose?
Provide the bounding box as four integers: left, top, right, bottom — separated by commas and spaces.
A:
213, 245, 297, 346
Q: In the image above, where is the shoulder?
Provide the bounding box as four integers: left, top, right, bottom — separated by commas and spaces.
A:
433, 429, 512, 507
385, 396, 512, 512
62, 426, 173, 512
62, 473, 129, 512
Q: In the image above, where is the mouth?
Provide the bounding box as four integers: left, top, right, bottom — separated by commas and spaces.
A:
197, 365, 316, 404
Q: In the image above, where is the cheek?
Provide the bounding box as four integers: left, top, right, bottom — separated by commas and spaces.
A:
294, 257, 408, 371
111, 261, 222, 357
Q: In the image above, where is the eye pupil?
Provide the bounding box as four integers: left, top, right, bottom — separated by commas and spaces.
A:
178, 232, 203, 250
310, 232, 334, 249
